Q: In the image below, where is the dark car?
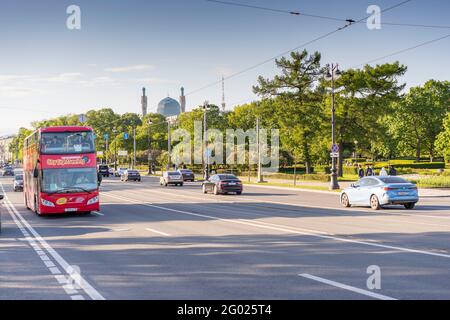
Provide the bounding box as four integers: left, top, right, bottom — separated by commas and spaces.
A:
121, 169, 141, 182
98, 165, 110, 177
178, 169, 195, 182
2, 167, 14, 176
13, 174, 24, 192
202, 174, 243, 195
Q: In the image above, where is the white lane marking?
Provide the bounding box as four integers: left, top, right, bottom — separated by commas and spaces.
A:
2, 200, 76, 298
145, 227, 170, 237
92, 211, 104, 216
0, 183, 105, 300
104, 193, 450, 259
299, 273, 397, 300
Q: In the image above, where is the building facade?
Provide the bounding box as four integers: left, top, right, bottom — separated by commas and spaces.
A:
0, 136, 15, 164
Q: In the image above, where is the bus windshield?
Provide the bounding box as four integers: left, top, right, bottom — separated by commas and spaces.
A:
42, 167, 98, 194
41, 131, 95, 154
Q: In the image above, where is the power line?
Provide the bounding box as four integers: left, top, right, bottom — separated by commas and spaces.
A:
206, 0, 450, 29
351, 33, 450, 68
187, 0, 413, 96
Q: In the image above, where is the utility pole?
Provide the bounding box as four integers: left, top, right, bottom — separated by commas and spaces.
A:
148, 119, 153, 175
113, 129, 118, 171
256, 117, 264, 183
133, 127, 136, 169
167, 120, 171, 171
203, 101, 210, 180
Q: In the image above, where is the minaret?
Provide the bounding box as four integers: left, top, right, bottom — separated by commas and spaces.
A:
221, 76, 226, 112
141, 87, 148, 117
179, 87, 186, 113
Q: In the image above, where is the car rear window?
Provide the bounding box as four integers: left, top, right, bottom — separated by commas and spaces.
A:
168, 172, 180, 176
218, 175, 238, 180
378, 177, 409, 184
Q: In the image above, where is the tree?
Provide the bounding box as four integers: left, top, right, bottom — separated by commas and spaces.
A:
389, 80, 450, 162
328, 62, 407, 175
253, 50, 325, 173
435, 112, 450, 163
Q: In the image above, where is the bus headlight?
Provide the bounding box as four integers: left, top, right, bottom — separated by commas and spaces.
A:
87, 196, 99, 205
41, 199, 55, 207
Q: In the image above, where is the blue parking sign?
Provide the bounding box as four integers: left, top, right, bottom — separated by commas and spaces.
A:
124, 133, 129, 140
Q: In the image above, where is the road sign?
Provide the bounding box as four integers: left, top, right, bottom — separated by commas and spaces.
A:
78, 114, 87, 123
124, 133, 129, 140
97, 151, 104, 157
118, 150, 128, 157
103, 134, 109, 140
330, 153, 339, 158
331, 144, 340, 153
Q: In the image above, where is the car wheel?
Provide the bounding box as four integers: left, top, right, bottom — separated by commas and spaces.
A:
180, 183, 184, 187
341, 193, 351, 208
202, 185, 207, 194
370, 195, 381, 210
213, 185, 219, 195
236, 191, 242, 195
404, 203, 415, 210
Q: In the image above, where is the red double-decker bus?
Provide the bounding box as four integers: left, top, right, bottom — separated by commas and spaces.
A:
23, 126, 100, 215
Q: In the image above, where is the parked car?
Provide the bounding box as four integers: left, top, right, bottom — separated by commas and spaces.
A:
0, 194, 3, 232
115, 167, 128, 177
2, 167, 14, 176
178, 169, 195, 182
121, 169, 141, 182
202, 174, 243, 195
340, 176, 419, 210
160, 171, 184, 186
98, 165, 110, 177
108, 167, 115, 175
13, 174, 24, 192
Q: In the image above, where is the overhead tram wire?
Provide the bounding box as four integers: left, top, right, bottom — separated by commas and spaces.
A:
187, 0, 413, 96
206, 0, 450, 29
350, 32, 450, 69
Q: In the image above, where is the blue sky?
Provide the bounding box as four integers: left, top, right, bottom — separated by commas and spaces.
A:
0, 0, 449, 135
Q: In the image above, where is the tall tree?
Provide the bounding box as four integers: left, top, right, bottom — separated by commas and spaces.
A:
253, 50, 325, 173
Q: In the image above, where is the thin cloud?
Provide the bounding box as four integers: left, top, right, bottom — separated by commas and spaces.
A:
104, 64, 154, 73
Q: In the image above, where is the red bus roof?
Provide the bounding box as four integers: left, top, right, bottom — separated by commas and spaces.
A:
40, 126, 93, 133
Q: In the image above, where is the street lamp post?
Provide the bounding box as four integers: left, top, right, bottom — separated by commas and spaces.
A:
203, 101, 210, 181
113, 129, 118, 171
147, 119, 153, 175
325, 63, 342, 190
167, 120, 171, 171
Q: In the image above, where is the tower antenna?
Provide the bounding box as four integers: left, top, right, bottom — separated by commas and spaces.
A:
221, 76, 226, 112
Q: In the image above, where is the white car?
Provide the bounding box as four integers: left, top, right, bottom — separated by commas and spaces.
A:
115, 167, 128, 177
160, 172, 184, 187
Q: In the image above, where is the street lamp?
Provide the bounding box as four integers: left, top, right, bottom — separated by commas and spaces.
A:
112, 128, 118, 171
325, 63, 342, 190
147, 119, 153, 175
203, 101, 211, 180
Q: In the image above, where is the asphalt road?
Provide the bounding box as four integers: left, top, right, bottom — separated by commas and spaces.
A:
1, 175, 450, 300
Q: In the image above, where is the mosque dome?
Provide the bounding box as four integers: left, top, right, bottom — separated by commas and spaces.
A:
157, 97, 181, 117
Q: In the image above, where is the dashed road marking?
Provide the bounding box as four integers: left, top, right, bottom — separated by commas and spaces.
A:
145, 227, 170, 236
299, 273, 397, 300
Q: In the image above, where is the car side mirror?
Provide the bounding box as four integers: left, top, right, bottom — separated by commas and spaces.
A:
33, 168, 39, 178
0, 195, 4, 200
351, 183, 358, 188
